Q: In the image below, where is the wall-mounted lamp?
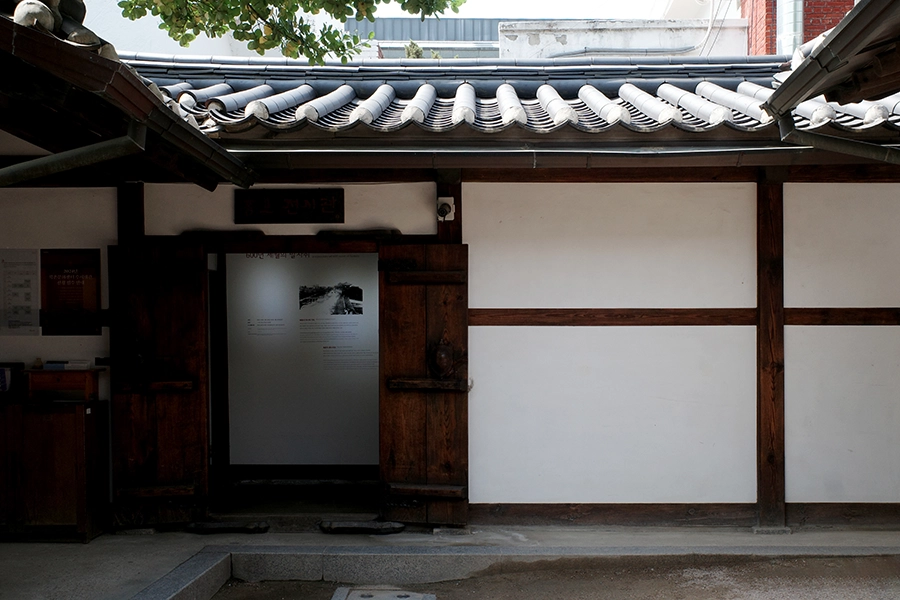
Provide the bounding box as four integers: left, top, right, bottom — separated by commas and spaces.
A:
437, 196, 455, 221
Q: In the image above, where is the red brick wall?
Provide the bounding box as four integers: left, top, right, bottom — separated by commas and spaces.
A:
743, 0, 777, 55
803, 0, 854, 42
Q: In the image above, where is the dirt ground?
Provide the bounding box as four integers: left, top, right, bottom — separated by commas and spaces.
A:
212, 555, 900, 600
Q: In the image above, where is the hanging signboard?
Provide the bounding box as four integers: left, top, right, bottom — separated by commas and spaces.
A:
0, 249, 39, 336
234, 188, 345, 224
40, 249, 101, 336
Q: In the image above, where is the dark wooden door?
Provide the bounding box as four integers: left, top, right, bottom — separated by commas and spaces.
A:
108, 241, 210, 526
379, 244, 468, 525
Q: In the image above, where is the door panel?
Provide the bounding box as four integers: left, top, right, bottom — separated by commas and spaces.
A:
108, 241, 209, 526
379, 244, 468, 525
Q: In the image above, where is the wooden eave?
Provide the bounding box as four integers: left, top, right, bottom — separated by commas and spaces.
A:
0, 18, 254, 189
766, 0, 900, 112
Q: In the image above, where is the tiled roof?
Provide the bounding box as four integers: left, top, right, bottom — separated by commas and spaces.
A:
120, 53, 900, 167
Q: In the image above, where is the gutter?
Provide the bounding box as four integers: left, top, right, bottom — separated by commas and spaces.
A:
777, 116, 900, 165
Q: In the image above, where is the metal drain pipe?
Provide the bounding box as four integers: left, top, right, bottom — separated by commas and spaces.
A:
0, 122, 147, 187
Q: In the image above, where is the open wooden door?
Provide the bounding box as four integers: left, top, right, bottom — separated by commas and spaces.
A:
108, 240, 210, 526
379, 243, 468, 526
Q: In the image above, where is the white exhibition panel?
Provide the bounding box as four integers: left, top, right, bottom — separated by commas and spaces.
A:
462, 182, 756, 308
785, 183, 900, 307
227, 253, 379, 465
145, 183, 437, 236
785, 326, 900, 502
0, 188, 116, 399
468, 326, 757, 503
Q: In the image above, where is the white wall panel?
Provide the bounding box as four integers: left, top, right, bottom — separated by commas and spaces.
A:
145, 183, 437, 236
786, 326, 900, 502
785, 183, 900, 307
468, 326, 757, 503
0, 188, 116, 399
463, 183, 756, 308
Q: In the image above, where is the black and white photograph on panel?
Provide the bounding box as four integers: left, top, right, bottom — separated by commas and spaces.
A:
298, 283, 363, 315
226, 253, 378, 466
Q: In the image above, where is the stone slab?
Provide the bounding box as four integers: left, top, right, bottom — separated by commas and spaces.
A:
228, 546, 325, 582
130, 551, 230, 600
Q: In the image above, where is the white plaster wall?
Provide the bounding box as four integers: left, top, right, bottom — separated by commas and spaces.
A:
469, 326, 757, 503
463, 183, 756, 308
0, 188, 117, 399
145, 183, 437, 236
785, 327, 900, 502
0, 131, 49, 156
499, 19, 747, 59
785, 183, 900, 307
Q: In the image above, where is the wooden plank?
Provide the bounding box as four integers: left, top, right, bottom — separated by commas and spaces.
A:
424, 244, 469, 526
387, 271, 467, 285
757, 180, 786, 528
387, 378, 468, 392
787, 503, 900, 527
116, 485, 196, 498
785, 308, 900, 325
147, 381, 194, 391
387, 483, 467, 498
379, 244, 428, 524
469, 503, 758, 527
469, 308, 758, 327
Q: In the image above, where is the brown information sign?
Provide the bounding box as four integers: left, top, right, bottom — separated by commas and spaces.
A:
234, 188, 345, 224
40, 249, 101, 336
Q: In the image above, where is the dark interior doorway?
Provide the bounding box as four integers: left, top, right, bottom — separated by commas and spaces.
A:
208, 242, 382, 528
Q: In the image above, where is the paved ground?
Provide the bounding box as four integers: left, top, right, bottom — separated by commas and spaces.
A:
4, 526, 900, 599
213, 555, 900, 600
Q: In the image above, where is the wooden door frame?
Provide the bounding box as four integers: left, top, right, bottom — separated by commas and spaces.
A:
205, 234, 466, 510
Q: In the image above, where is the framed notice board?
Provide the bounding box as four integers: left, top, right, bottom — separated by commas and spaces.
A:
40, 249, 101, 336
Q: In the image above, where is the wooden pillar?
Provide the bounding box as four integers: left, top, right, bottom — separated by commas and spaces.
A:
757, 173, 786, 529
116, 182, 144, 244
436, 169, 462, 244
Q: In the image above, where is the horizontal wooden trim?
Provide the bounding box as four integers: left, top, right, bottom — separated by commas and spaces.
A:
785, 308, 900, 326
787, 503, 900, 527
469, 503, 757, 527
388, 483, 467, 499
116, 485, 196, 498
387, 378, 468, 392
228, 464, 379, 481
148, 381, 194, 391
386, 271, 467, 285
469, 308, 758, 327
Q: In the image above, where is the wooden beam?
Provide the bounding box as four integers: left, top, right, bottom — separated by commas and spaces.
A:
787, 503, 900, 528
469, 503, 757, 527
785, 308, 900, 325
757, 176, 786, 528
469, 308, 758, 327
116, 182, 144, 244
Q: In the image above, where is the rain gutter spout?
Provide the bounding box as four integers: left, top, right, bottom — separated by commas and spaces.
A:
777, 115, 900, 165
0, 123, 147, 187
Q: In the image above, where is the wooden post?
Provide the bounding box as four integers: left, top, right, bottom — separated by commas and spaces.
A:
116, 182, 145, 244
757, 172, 787, 530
